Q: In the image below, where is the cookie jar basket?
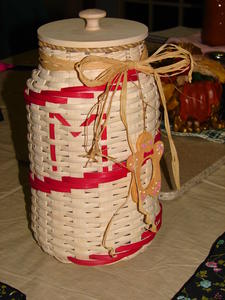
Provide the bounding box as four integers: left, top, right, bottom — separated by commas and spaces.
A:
24, 9, 164, 266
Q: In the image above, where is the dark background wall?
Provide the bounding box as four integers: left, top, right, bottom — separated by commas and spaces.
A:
0, 0, 204, 59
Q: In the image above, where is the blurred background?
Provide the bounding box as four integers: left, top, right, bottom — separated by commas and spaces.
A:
0, 0, 204, 59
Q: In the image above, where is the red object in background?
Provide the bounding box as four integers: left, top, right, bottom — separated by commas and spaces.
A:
179, 81, 222, 123
0, 62, 14, 72
202, 0, 225, 46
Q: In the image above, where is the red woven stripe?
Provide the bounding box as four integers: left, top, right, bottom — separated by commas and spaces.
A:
30, 164, 129, 192
50, 144, 56, 161
68, 247, 142, 266
80, 114, 97, 126
71, 132, 81, 137
52, 113, 71, 126
48, 86, 103, 94
49, 123, 55, 139
101, 121, 108, 171
24, 91, 45, 106
30, 90, 68, 104
101, 126, 107, 140
101, 145, 108, 160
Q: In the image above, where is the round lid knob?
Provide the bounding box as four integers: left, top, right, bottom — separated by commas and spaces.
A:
79, 9, 106, 31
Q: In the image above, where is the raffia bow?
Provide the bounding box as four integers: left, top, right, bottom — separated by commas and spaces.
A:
75, 43, 193, 190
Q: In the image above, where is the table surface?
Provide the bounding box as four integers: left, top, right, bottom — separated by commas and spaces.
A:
0, 27, 225, 300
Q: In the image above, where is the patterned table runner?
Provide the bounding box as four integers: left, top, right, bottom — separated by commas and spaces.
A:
173, 232, 225, 300
0, 282, 26, 299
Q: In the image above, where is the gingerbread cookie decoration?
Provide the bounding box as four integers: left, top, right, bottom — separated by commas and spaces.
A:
127, 131, 164, 230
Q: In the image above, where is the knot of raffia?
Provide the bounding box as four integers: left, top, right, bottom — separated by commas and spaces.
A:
75, 43, 194, 190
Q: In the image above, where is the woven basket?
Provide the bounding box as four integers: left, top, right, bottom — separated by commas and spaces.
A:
25, 11, 163, 266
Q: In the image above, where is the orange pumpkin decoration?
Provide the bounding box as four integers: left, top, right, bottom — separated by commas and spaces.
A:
179, 80, 222, 123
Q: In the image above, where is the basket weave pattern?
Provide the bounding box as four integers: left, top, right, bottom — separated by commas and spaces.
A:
25, 42, 162, 264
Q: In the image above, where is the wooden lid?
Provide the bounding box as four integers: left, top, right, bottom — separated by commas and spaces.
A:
38, 9, 148, 48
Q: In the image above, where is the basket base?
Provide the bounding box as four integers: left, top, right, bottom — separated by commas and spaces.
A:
68, 204, 162, 266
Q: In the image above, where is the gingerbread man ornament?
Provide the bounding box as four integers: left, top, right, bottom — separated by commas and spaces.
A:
127, 131, 164, 231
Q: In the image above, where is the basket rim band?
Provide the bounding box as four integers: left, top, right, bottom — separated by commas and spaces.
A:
39, 40, 144, 53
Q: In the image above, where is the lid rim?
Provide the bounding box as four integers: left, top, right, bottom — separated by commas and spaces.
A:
38, 33, 148, 49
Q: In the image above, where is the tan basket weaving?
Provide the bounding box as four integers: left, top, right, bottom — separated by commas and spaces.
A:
25, 9, 164, 266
